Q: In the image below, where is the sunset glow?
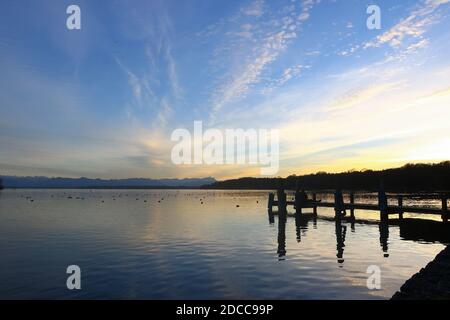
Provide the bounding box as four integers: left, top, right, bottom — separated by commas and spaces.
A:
0, 0, 449, 179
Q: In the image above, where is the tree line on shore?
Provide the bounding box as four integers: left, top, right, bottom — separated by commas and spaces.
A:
202, 161, 450, 192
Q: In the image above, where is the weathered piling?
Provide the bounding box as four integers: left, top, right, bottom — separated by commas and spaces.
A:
277, 187, 287, 219
268, 193, 274, 211
312, 192, 317, 215
349, 192, 355, 220
398, 195, 404, 220
442, 196, 448, 223
294, 189, 302, 215
268, 193, 275, 223
334, 190, 346, 218
295, 189, 308, 216
378, 188, 388, 222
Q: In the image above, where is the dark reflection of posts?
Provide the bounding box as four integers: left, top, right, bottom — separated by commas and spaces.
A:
295, 212, 303, 243
295, 212, 312, 242
312, 193, 318, 228
268, 211, 275, 224
379, 221, 389, 257
277, 216, 287, 260
335, 218, 347, 265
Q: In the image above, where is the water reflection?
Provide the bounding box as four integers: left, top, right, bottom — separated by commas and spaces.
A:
277, 213, 319, 258
268, 208, 275, 224
271, 211, 390, 265
277, 217, 286, 260
0, 189, 447, 299
271, 209, 450, 269
335, 219, 347, 265
295, 214, 304, 243
379, 222, 389, 257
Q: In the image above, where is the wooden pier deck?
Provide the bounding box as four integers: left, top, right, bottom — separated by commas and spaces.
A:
268, 188, 449, 222
271, 200, 445, 215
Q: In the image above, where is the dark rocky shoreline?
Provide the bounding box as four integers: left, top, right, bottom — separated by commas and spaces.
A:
392, 245, 450, 299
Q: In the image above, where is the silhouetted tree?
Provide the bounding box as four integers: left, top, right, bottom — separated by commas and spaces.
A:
202, 161, 450, 192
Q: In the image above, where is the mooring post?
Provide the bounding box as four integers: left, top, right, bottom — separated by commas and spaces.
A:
442, 196, 448, 223
277, 186, 287, 219
334, 190, 339, 218
378, 186, 388, 222
295, 189, 302, 215
349, 192, 355, 220
268, 193, 274, 210
268, 193, 275, 223
334, 190, 345, 218
397, 195, 404, 220
312, 192, 317, 215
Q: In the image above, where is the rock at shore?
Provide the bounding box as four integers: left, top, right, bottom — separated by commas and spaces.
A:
392, 245, 450, 300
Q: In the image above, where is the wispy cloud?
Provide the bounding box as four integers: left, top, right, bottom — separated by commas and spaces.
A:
327, 82, 402, 112
364, 0, 449, 49
115, 58, 144, 106
241, 0, 265, 17
115, 5, 181, 132
262, 64, 306, 94
2, 0, 449, 179
164, 43, 182, 99
209, 0, 319, 119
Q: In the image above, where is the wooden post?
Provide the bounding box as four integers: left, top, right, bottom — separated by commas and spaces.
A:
334, 190, 345, 218
268, 193, 275, 223
295, 189, 302, 215
349, 192, 355, 220
268, 193, 274, 210
397, 195, 403, 220
378, 188, 388, 222
312, 192, 317, 215
334, 191, 339, 218
277, 187, 287, 219
442, 196, 448, 223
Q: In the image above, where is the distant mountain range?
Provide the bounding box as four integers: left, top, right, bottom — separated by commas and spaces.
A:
0, 176, 216, 189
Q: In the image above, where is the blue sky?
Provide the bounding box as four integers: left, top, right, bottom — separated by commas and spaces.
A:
0, 0, 449, 179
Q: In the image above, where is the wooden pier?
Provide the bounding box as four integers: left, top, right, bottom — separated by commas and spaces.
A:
268, 188, 450, 222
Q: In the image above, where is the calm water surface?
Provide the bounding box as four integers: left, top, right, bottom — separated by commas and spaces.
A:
0, 189, 445, 299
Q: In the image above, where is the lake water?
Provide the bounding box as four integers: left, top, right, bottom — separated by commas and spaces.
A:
0, 189, 445, 299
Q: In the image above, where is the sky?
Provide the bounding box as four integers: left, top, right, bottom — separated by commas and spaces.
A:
0, 0, 449, 179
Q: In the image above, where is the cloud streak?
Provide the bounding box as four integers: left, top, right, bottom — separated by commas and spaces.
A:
208, 0, 319, 120
364, 0, 449, 49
